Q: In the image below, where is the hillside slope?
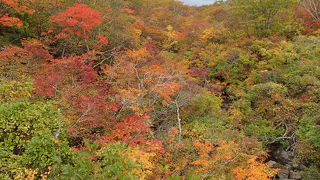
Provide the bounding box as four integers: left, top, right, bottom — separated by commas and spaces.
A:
0, 0, 319, 179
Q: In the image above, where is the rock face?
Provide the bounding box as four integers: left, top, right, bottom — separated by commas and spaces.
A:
274, 164, 302, 180
268, 145, 302, 180
278, 169, 290, 179
289, 171, 302, 179
271, 146, 294, 165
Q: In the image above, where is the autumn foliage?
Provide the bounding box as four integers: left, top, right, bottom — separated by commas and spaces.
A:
0, 14, 23, 27
0, 0, 319, 179
50, 3, 102, 38
0, 0, 36, 27
294, 4, 320, 31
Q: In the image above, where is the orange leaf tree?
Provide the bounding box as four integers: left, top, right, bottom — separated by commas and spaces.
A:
191, 140, 278, 179
104, 47, 187, 115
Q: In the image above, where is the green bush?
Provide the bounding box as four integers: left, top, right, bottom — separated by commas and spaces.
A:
0, 79, 62, 178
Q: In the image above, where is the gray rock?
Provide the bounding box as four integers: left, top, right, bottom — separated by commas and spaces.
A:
285, 164, 292, 169
289, 171, 302, 179
288, 162, 299, 169
278, 169, 290, 179
280, 151, 290, 160
272, 147, 294, 164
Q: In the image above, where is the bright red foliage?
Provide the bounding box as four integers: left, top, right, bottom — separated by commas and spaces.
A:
0, 14, 23, 27
50, 3, 102, 38
98, 114, 150, 145
0, 39, 52, 78
294, 5, 320, 30
0, 0, 36, 27
34, 53, 107, 96
1, 0, 35, 14
96, 35, 108, 45
21, 39, 53, 61
34, 53, 113, 138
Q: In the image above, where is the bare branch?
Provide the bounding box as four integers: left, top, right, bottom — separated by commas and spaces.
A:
175, 98, 182, 144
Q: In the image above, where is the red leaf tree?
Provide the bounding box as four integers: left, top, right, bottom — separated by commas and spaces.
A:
50, 3, 102, 39
0, 0, 35, 27
294, 0, 320, 31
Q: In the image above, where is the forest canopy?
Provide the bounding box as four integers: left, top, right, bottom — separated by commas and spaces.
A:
0, 0, 319, 179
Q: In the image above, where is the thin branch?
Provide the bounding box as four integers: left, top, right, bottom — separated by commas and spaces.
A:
93, 55, 113, 68
175, 98, 182, 144
71, 104, 93, 129
54, 108, 62, 138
